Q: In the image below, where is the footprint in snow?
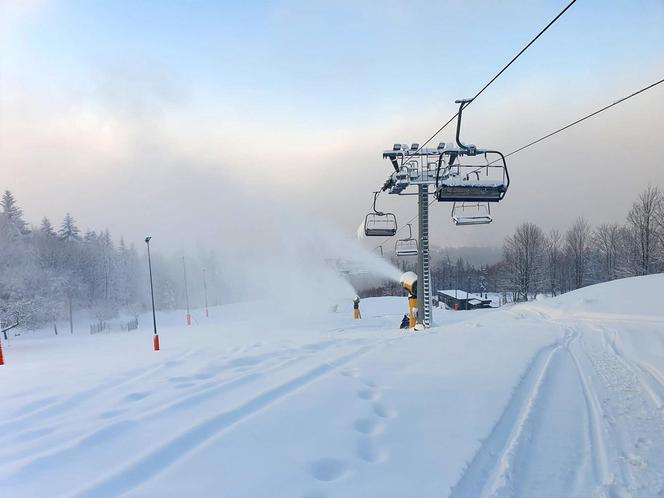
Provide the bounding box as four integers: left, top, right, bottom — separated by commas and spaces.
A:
372, 402, 397, 419
124, 392, 150, 402
357, 388, 380, 401
307, 458, 349, 482
340, 368, 360, 378
356, 438, 388, 464
353, 418, 384, 435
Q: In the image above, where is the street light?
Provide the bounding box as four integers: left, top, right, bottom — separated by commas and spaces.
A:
202, 268, 209, 318
145, 236, 159, 351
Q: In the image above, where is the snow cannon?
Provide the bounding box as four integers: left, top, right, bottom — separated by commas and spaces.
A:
400, 271, 417, 296
353, 295, 361, 320
400, 272, 417, 329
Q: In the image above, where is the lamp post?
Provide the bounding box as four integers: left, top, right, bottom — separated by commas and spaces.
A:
145, 236, 159, 351
202, 268, 209, 318
182, 256, 191, 325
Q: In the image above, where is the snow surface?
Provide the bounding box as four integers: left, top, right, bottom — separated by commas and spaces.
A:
1, 276, 664, 497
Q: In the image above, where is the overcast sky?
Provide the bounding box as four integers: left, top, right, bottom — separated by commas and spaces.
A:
1, 0, 663, 253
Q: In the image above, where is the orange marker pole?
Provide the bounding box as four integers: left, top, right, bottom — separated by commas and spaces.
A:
153, 334, 160, 351
0, 340, 4, 366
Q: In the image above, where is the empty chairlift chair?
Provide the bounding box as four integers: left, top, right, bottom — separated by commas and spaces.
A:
452, 202, 492, 226
436, 99, 510, 203
364, 191, 398, 237
395, 224, 418, 256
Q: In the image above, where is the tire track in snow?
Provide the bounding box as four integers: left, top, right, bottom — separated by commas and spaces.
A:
448, 337, 563, 498
600, 328, 664, 412
70, 346, 373, 498
577, 324, 664, 496
565, 327, 612, 492
2, 338, 359, 469
0, 349, 197, 436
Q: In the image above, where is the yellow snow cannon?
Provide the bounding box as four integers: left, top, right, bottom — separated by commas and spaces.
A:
400, 272, 418, 329
353, 295, 361, 320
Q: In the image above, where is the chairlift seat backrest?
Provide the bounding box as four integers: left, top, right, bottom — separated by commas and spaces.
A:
452, 202, 493, 225
395, 239, 418, 256
438, 175, 506, 202
364, 212, 397, 237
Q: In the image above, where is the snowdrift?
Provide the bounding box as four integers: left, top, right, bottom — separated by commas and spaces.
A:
521, 273, 664, 320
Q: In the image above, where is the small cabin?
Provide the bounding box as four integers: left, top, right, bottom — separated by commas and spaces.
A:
437, 290, 494, 310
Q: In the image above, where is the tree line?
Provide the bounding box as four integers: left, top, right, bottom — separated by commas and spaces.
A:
495, 185, 664, 301
431, 185, 664, 302
365, 185, 664, 304
0, 190, 222, 329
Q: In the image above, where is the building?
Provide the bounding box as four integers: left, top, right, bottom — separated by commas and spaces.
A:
436, 290, 495, 310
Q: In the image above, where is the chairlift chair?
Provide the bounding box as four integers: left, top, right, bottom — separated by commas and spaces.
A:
364, 192, 397, 237
436, 99, 510, 203
452, 202, 492, 226
395, 224, 418, 257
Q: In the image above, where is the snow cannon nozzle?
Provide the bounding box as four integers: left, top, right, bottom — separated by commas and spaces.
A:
400, 271, 417, 297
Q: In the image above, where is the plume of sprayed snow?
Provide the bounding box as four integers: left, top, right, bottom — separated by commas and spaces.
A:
206, 191, 402, 319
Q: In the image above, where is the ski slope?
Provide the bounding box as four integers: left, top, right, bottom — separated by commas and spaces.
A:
1, 276, 664, 498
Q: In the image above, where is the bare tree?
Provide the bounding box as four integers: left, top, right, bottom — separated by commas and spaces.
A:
627, 185, 663, 275
504, 223, 545, 301
545, 229, 563, 296
565, 217, 592, 289
592, 223, 622, 281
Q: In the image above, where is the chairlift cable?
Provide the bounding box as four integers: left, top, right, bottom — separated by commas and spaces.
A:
413, 0, 577, 155
500, 76, 664, 160
370, 0, 578, 250
372, 75, 664, 250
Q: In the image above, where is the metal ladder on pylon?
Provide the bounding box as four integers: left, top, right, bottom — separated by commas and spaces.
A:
418, 185, 432, 327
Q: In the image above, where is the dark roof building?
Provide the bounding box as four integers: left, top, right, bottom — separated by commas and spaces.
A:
437, 289, 495, 310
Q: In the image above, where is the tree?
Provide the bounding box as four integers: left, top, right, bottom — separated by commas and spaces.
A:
1, 190, 29, 234
503, 222, 545, 301
58, 213, 81, 242
40, 217, 56, 237
626, 185, 663, 275
565, 218, 592, 289
592, 223, 622, 281
545, 229, 564, 296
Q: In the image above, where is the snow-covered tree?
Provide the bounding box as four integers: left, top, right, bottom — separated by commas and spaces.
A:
1, 190, 29, 235
40, 217, 56, 237
58, 213, 81, 242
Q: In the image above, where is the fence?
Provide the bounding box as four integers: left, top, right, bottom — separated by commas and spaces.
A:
90, 320, 109, 334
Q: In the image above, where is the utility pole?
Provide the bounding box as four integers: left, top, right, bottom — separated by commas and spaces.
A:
182, 256, 191, 326
202, 268, 209, 318
145, 237, 159, 351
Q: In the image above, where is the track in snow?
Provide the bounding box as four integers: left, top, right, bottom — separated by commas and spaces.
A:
450, 316, 664, 498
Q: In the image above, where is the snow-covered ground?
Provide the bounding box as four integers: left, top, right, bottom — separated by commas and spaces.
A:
1, 275, 664, 498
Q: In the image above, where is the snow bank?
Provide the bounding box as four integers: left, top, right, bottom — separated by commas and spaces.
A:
522, 273, 664, 320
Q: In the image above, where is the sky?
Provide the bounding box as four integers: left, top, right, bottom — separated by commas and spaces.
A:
1, 0, 664, 253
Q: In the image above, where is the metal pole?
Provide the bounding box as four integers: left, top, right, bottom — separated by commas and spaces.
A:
68, 293, 73, 334
417, 184, 431, 327
203, 268, 209, 318
182, 256, 191, 325
145, 237, 158, 336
